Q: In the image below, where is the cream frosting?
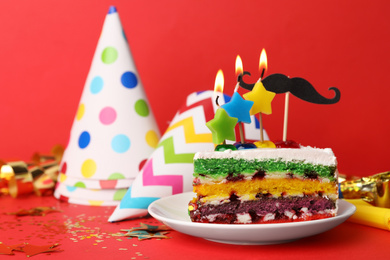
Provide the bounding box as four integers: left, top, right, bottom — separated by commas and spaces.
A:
194, 146, 337, 166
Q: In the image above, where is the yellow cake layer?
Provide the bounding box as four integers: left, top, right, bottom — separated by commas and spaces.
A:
193, 178, 337, 200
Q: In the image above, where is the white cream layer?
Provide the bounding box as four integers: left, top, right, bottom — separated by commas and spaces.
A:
194, 147, 337, 166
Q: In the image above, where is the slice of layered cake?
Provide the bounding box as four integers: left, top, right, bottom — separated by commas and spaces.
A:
188, 147, 338, 224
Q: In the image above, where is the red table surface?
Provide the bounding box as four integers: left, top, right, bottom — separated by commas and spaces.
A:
0, 195, 388, 260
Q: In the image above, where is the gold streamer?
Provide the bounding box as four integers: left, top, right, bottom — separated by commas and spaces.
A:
0, 145, 63, 198
340, 171, 390, 207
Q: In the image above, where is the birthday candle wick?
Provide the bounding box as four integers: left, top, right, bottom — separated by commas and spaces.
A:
215, 95, 220, 107
259, 68, 265, 82
234, 73, 242, 92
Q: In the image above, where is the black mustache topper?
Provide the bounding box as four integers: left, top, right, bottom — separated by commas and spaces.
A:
239, 72, 341, 104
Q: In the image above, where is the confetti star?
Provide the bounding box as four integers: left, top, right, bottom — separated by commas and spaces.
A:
18, 243, 62, 257
114, 223, 172, 241
0, 243, 19, 255
206, 108, 238, 144
125, 231, 171, 241
221, 92, 254, 123
243, 81, 276, 115
121, 223, 171, 233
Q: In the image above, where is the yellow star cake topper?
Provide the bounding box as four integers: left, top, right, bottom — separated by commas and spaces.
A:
243, 80, 276, 115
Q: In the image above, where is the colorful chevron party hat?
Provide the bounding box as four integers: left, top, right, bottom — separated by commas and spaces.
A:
54, 6, 160, 206
108, 90, 268, 221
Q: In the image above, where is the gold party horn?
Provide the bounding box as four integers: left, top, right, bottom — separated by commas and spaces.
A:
2, 161, 34, 198
370, 172, 390, 208
340, 171, 390, 208
0, 160, 9, 195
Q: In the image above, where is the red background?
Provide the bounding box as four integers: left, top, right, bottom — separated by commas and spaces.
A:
1, 196, 389, 260
0, 0, 389, 177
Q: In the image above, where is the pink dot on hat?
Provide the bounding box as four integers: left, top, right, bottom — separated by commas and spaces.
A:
100, 180, 118, 189
99, 106, 117, 125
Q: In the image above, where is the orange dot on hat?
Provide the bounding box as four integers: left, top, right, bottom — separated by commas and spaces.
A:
81, 159, 97, 178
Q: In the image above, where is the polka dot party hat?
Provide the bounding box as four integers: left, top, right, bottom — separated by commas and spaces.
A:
54, 6, 160, 206
108, 90, 267, 221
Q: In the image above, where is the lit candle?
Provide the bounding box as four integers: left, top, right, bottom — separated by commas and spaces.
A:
221, 55, 254, 146
242, 49, 276, 148
213, 69, 224, 107
206, 70, 238, 151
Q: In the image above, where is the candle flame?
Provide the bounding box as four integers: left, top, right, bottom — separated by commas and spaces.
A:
235, 55, 243, 76
214, 69, 224, 94
259, 48, 267, 77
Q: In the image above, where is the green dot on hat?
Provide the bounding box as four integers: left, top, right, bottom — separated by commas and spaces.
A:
135, 99, 149, 117
74, 182, 86, 188
113, 189, 127, 201
101, 46, 118, 64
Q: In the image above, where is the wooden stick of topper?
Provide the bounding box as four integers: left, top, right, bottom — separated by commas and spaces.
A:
283, 92, 290, 142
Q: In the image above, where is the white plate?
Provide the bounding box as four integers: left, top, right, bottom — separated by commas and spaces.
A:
148, 192, 356, 245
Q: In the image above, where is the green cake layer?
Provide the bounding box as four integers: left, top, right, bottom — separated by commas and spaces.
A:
194, 158, 337, 181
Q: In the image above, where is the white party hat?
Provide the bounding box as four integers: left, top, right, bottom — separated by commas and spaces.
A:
54, 6, 160, 206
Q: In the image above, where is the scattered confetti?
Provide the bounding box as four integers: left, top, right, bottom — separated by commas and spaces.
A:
6, 206, 62, 216
2, 196, 165, 259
